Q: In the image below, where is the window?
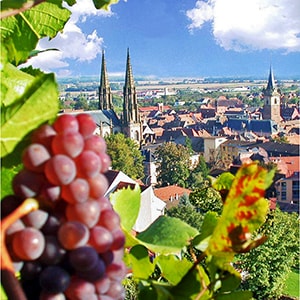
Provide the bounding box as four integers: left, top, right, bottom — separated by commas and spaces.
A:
281, 182, 286, 191
292, 181, 299, 201
281, 191, 286, 201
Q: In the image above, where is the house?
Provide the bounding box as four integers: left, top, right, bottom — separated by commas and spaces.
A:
104, 170, 166, 232
154, 185, 192, 209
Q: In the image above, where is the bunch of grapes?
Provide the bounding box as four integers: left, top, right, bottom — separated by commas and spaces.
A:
2, 114, 127, 300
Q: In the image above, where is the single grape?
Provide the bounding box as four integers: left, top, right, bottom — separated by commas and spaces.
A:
106, 262, 127, 281
89, 226, 113, 253
88, 174, 109, 199
41, 214, 61, 235
105, 280, 125, 300
75, 150, 101, 178
98, 152, 111, 173
22, 143, 51, 172
69, 246, 99, 272
53, 114, 79, 134
97, 209, 120, 231
111, 228, 126, 250
12, 169, 44, 199
39, 235, 66, 265
76, 258, 106, 282
39, 266, 70, 294
45, 154, 76, 185
96, 196, 113, 211
20, 261, 43, 280
99, 251, 114, 267
22, 209, 48, 229
83, 135, 106, 154
12, 227, 45, 260
65, 276, 96, 300
94, 275, 110, 295
52, 132, 84, 158
65, 199, 100, 228
61, 178, 90, 204
76, 113, 97, 138
57, 221, 89, 250
31, 124, 56, 149
39, 181, 61, 203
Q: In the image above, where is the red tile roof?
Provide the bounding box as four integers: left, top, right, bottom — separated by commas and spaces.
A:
154, 185, 192, 202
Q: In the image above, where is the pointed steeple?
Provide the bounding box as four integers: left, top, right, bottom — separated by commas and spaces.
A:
122, 49, 142, 143
99, 50, 113, 110
266, 65, 276, 92
124, 48, 135, 89
123, 48, 139, 125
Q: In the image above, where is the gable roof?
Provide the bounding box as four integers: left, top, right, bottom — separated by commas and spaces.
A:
154, 185, 192, 202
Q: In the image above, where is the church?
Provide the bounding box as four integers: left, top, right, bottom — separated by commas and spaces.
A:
96, 49, 143, 143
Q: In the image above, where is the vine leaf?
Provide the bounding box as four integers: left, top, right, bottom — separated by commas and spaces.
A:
171, 265, 211, 300
137, 216, 199, 254
154, 254, 193, 285
1, 1, 71, 65
110, 185, 141, 232
206, 162, 274, 258
1, 72, 59, 158
127, 245, 155, 279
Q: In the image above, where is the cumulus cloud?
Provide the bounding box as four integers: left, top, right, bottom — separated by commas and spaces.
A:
23, 0, 113, 73
186, 0, 300, 52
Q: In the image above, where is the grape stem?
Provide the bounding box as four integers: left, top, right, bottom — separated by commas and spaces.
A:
1, 198, 39, 300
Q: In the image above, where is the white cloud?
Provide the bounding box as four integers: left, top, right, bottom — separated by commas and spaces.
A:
23, 0, 113, 74
186, 0, 300, 52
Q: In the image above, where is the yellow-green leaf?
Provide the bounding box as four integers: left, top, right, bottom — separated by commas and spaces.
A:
207, 162, 274, 256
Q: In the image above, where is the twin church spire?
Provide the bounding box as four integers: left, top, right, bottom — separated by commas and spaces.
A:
99, 49, 141, 142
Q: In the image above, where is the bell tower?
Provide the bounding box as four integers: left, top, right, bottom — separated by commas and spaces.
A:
262, 66, 281, 123
122, 49, 142, 143
99, 50, 113, 110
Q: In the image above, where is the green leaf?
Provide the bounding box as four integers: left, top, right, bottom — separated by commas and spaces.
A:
1, 73, 59, 158
193, 212, 219, 251
1, 62, 35, 107
171, 265, 211, 300
1, 1, 71, 65
206, 162, 274, 257
215, 290, 252, 300
128, 245, 155, 279
218, 273, 241, 293
154, 255, 193, 285
92, 0, 119, 10
1, 164, 23, 198
212, 172, 235, 192
137, 216, 198, 254
110, 185, 141, 231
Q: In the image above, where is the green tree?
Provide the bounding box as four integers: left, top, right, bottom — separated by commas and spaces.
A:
155, 142, 191, 187
238, 208, 299, 300
105, 133, 144, 179
166, 204, 204, 232
189, 184, 223, 215
187, 155, 209, 189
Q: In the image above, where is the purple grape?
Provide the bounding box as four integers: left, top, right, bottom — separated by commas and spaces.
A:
39, 266, 70, 293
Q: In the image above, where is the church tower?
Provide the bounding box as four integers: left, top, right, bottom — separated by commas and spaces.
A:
122, 49, 142, 143
99, 50, 113, 110
262, 66, 281, 123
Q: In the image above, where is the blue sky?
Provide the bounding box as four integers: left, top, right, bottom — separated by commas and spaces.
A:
26, 0, 300, 79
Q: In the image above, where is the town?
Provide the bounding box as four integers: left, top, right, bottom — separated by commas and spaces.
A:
58, 50, 300, 224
